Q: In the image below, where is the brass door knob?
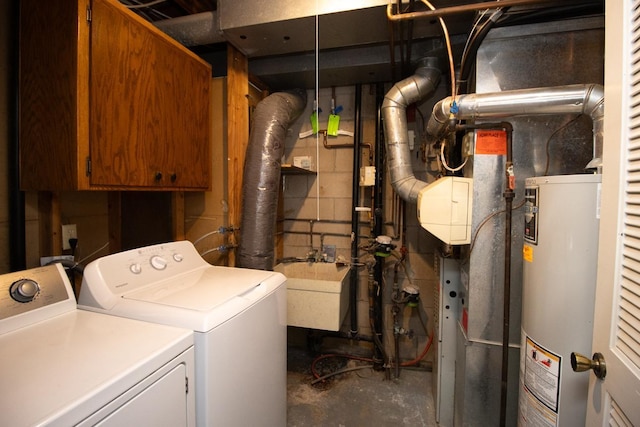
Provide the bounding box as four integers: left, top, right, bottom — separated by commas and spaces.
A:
571, 352, 607, 379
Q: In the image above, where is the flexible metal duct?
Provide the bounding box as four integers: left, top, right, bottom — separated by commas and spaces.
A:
237, 90, 307, 271
382, 57, 442, 203
153, 12, 224, 46
426, 83, 605, 170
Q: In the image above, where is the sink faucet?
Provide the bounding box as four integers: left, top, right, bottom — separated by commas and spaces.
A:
306, 220, 324, 262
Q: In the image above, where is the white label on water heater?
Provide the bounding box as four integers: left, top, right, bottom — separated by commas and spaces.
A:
519, 334, 561, 427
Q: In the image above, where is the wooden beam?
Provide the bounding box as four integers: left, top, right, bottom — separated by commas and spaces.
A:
172, 191, 185, 240
226, 45, 249, 267
38, 191, 61, 256
108, 192, 121, 253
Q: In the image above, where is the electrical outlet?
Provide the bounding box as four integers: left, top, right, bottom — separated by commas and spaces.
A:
62, 224, 77, 250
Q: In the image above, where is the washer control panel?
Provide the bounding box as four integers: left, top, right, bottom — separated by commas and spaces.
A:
0, 264, 73, 330
81, 240, 209, 297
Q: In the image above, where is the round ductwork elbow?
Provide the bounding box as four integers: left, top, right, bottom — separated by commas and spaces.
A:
237, 89, 307, 271
382, 57, 442, 203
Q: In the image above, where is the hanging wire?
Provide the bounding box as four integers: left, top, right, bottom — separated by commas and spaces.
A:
310, 353, 375, 384
77, 242, 110, 264
543, 114, 586, 175
462, 9, 491, 56
467, 198, 526, 256
122, 0, 167, 9
119, 0, 171, 20
419, 0, 456, 97
315, 0, 321, 221
439, 140, 468, 172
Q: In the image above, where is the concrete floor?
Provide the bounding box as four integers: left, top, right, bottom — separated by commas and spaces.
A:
286, 346, 437, 426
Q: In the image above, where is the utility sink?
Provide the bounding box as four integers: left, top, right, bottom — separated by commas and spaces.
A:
274, 262, 350, 331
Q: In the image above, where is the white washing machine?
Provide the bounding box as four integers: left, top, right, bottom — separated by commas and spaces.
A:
78, 240, 287, 427
0, 263, 196, 427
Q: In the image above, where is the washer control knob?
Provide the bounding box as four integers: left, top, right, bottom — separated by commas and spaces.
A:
10, 279, 40, 303
130, 263, 142, 274
150, 255, 168, 270
173, 253, 184, 262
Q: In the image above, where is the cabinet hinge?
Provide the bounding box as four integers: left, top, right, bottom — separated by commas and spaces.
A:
86, 157, 91, 176
86, 5, 92, 22
185, 377, 189, 394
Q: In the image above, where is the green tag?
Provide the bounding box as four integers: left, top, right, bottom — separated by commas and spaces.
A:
327, 114, 340, 136
310, 112, 319, 134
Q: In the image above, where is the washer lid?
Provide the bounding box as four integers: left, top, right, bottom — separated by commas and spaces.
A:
123, 266, 275, 311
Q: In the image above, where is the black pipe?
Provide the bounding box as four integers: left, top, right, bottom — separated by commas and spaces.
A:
349, 84, 363, 336
10, 0, 26, 271
501, 123, 514, 427
372, 83, 386, 364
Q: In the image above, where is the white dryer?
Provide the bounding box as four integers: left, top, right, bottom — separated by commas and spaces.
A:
0, 263, 195, 427
78, 240, 287, 427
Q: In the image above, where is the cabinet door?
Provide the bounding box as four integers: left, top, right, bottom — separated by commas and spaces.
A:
90, 0, 211, 190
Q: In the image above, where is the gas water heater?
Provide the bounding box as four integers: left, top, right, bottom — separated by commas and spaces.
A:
519, 174, 601, 427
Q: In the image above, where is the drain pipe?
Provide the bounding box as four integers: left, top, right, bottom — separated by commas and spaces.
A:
237, 90, 307, 271
426, 84, 605, 171
382, 57, 442, 203
349, 84, 363, 337
373, 83, 386, 362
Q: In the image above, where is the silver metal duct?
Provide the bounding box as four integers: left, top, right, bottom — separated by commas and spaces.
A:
426, 83, 605, 170
382, 57, 442, 203
153, 11, 225, 46
237, 90, 307, 271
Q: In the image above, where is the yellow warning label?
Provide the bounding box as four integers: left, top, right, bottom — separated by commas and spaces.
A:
523, 245, 533, 263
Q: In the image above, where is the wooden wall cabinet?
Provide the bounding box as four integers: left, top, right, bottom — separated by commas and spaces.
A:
20, 0, 212, 191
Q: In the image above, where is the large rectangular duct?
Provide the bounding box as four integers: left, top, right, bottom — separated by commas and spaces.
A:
217, 0, 462, 57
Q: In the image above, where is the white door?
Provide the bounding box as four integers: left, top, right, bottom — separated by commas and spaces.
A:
586, 0, 640, 425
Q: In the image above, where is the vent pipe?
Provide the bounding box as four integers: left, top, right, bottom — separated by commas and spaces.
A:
237, 90, 307, 270
426, 84, 605, 170
153, 12, 225, 46
382, 57, 442, 203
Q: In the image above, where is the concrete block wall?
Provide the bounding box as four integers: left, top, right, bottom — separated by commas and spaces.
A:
282, 84, 447, 364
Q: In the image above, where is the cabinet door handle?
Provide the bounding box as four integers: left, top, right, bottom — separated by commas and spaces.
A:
154, 172, 163, 181
170, 173, 177, 183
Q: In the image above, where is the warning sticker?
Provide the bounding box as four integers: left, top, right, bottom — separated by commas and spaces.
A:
523, 245, 534, 263
475, 130, 507, 155
521, 335, 561, 426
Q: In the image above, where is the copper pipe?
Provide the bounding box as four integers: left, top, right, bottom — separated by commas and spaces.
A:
387, 0, 570, 22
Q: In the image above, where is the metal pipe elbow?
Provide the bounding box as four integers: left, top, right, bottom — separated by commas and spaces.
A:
382, 58, 441, 203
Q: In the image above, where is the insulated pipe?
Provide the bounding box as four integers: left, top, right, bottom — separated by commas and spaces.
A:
382, 57, 442, 203
153, 11, 225, 46
426, 84, 605, 170
237, 90, 307, 271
